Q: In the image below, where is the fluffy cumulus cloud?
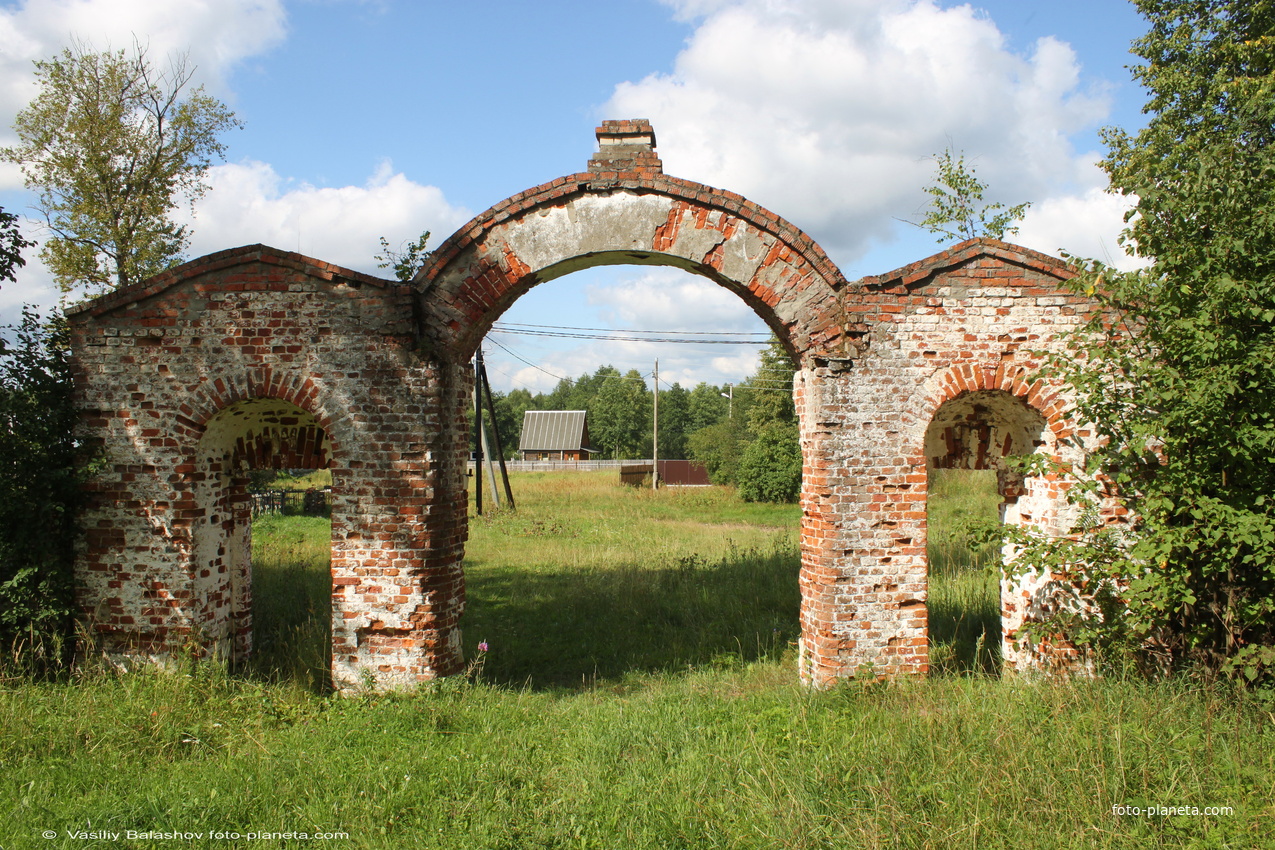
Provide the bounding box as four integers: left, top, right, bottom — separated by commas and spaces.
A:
178, 159, 471, 276
0, 0, 288, 170
607, 0, 1139, 270
0, 158, 470, 320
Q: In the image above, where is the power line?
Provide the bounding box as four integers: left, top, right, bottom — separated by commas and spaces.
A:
485, 335, 655, 387
490, 325, 772, 345
495, 321, 771, 338
484, 336, 571, 384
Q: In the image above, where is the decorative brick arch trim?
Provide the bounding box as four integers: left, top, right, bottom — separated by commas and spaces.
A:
417, 121, 852, 362
177, 370, 345, 459
924, 362, 1074, 444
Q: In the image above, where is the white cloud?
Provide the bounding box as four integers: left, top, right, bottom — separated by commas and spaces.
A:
606, 0, 1128, 267
179, 159, 471, 276
0, 0, 288, 189
0, 159, 471, 326
585, 267, 763, 333
1013, 161, 1146, 271
489, 335, 763, 396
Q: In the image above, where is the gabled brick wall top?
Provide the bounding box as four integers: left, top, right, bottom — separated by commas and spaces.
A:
65, 244, 396, 320
860, 238, 1076, 290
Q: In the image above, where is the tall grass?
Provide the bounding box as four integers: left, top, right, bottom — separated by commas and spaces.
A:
926, 468, 1003, 676
243, 513, 331, 692
462, 472, 800, 688
244, 470, 1011, 688
0, 473, 1270, 847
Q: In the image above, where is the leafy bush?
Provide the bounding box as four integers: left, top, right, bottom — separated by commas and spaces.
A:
1004, 1, 1275, 685
0, 307, 89, 667
687, 419, 746, 486
736, 423, 801, 503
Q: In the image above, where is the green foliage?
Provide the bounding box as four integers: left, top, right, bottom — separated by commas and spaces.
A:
686, 380, 729, 431
656, 381, 690, 460
0, 308, 90, 667
743, 337, 797, 431
919, 147, 1031, 243
736, 423, 802, 503
1008, 1, 1275, 685
590, 368, 651, 459
687, 418, 748, 485
2, 42, 240, 293
375, 230, 431, 281
0, 205, 34, 284
730, 336, 802, 502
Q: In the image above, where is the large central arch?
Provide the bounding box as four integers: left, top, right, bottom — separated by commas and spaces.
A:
416, 121, 850, 364
415, 120, 876, 687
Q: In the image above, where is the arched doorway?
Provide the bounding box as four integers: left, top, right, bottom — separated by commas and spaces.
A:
192, 397, 337, 686
923, 388, 1048, 673
414, 120, 853, 687
460, 262, 803, 687
193, 397, 333, 664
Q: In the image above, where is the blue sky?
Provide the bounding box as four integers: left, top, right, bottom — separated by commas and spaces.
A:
0, 0, 1151, 392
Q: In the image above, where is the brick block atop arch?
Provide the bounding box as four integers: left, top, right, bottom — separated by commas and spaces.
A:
67, 121, 1103, 691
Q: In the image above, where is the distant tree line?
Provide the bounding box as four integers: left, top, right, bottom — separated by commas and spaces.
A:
476, 337, 802, 502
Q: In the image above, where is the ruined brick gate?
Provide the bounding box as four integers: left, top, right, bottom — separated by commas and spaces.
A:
68, 121, 1098, 690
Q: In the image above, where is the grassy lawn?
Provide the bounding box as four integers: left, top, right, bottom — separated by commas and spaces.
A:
0, 472, 1271, 848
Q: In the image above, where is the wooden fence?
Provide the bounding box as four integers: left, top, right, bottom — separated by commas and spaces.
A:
251, 488, 331, 518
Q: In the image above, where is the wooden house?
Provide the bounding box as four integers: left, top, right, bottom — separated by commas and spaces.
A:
518, 410, 593, 461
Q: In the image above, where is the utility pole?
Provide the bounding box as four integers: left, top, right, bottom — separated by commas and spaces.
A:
473, 349, 483, 515
480, 414, 501, 509
478, 351, 515, 509
721, 383, 733, 420
652, 359, 659, 491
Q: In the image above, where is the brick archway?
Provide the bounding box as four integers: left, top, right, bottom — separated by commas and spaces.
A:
67, 121, 1105, 691
417, 121, 851, 365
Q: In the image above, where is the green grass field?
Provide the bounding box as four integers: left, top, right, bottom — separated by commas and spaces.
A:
0, 472, 1271, 848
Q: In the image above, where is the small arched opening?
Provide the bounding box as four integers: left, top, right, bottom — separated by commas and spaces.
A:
193, 397, 334, 687
924, 388, 1047, 674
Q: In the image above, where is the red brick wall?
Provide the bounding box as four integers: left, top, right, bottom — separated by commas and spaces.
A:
68, 246, 467, 688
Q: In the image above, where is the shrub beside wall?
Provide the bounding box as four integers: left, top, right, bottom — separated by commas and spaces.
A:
0, 308, 87, 667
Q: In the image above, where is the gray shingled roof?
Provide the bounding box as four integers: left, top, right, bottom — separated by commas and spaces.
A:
519, 410, 589, 451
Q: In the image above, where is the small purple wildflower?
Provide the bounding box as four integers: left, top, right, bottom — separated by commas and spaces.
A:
477, 641, 489, 652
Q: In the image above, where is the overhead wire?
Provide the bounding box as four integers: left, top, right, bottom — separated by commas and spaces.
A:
490, 325, 773, 345
495, 320, 771, 338
484, 334, 655, 386
485, 317, 786, 392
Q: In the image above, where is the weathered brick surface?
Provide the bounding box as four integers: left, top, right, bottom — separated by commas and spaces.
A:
68, 123, 1111, 690
67, 246, 467, 689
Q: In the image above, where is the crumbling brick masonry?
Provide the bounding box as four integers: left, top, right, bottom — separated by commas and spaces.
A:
68, 120, 1105, 690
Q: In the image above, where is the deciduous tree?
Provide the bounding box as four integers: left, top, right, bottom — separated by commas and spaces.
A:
1018, 0, 1275, 683
3, 43, 239, 293
591, 369, 651, 459
918, 148, 1030, 243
